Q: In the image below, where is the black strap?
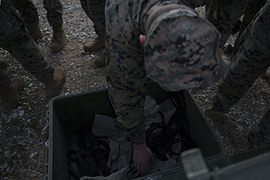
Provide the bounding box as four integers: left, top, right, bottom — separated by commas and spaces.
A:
83, 130, 111, 176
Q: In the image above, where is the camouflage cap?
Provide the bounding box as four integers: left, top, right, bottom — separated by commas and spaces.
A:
144, 5, 221, 91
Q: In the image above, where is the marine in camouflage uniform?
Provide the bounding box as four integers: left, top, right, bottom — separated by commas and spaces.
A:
11, 0, 67, 53
80, 0, 206, 50
210, 2, 270, 145
80, 0, 207, 68
211, 2, 270, 113
105, 0, 221, 172
0, 0, 66, 109
81, 0, 206, 68
207, 0, 270, 81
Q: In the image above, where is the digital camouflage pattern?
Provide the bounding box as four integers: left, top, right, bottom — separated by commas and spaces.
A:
80, 0, 206, 39
145, 6, 220, 91
106, 0, 220, 144
207, 0, 267, 47
238, 0, 266, 36
207, 0, 247, 47
80, 0, 106, 39
233, 0, 266, 54
0, 0, 54, 92
12, 0, 63, 29
213, 2, 270, 112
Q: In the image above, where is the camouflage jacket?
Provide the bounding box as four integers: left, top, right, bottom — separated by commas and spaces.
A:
106, 0, 193, 144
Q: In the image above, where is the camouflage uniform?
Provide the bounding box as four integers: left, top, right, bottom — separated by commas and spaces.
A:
207, 0, 266, 47
240, 0, 266, 35
0, 0, 54, 92
213, 2, 270, 112
106, 0, 220, 144
80, 0, 106, 39
233, 0, 266, 53
207, 0, 247, 47
12, 0, 63, 29
0, 71, 10, 93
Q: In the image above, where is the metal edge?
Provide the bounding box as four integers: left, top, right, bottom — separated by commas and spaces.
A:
184, 91, 226, 158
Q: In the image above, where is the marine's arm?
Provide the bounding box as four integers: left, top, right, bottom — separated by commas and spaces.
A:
106, 38, 146, 144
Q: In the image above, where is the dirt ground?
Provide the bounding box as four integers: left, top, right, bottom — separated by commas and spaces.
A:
0, 1, 270, 180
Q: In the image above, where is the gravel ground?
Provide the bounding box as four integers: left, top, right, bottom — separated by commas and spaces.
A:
0, 2, 270, 180
0, 0, 106, 179
194, 77, 270, 155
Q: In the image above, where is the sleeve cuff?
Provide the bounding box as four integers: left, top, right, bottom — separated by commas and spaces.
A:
127, 123, 145, 144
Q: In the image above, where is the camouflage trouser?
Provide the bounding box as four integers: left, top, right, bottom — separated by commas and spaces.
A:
0, 0, 54, 92
206, 0, 247, 47
0, 70, 10, 92
233, 0, 266, 54
79, 0, 105, 38
207, 0, 267, 47
12, 0, 63, 29
240, 0, 266, 34
214, 2, 270, 112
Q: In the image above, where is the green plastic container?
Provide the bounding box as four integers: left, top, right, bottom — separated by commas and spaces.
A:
138, 149, 270, 180
212, 151, 270, 180
45, 85, 224, 180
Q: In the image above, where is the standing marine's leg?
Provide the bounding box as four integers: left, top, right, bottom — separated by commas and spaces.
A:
207, 0, 247, 47
213, 2, 270, 112
0, 70, 10, 93
80, 0, 106, 53
0, 69, 11, 97
43, 0, 63, 28
222, 0, 266, 58
248, 108, 270, 149
0, 0, 66, 100
0, 69, 24, 109
12, 0, 43, 41
43, 0, 67, 53
232, 0, 270, 83
233, 0, 266, 54
80, 0, 105, 38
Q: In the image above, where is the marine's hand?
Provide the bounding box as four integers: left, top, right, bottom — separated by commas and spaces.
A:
139, 34, 146, 45
133, 143, 153, 175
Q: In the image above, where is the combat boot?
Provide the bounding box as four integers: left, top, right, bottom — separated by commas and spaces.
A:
204, 96, 234, 136
0, 78, 24, 111
94, 52, 107, 68
248, 110, 270, 149
27, 25, 43, 42
51, 26, 67, 53
43, 66, 66, 99
83, 37, 105, 53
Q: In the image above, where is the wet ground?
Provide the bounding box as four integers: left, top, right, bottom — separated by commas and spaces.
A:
0, 2, 270, 180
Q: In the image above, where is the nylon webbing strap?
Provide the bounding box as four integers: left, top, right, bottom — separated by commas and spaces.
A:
181, 149, 210, 180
